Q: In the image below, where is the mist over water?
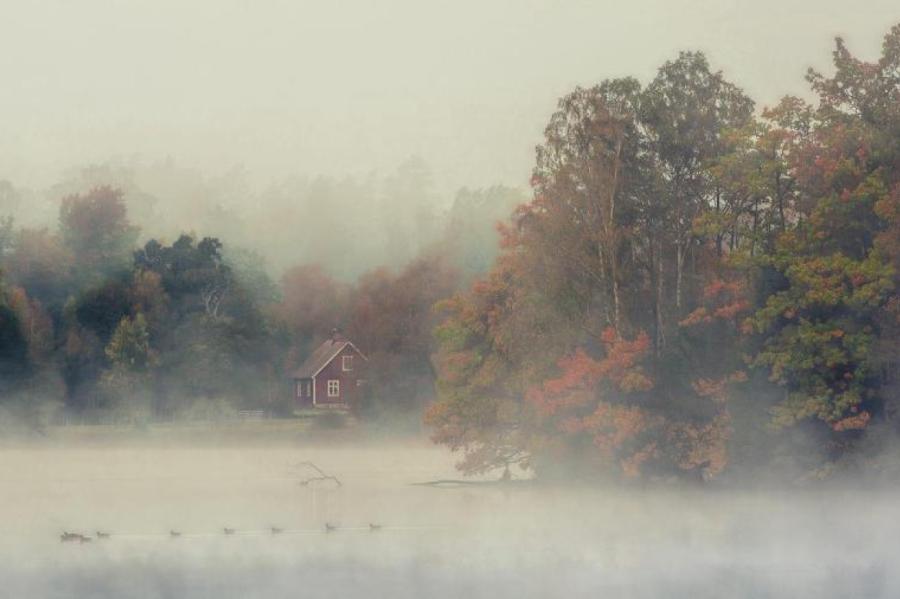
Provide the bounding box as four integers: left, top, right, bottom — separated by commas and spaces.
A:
0, 438, 897, 598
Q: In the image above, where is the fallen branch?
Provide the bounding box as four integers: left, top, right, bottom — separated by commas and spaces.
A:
411, 478, 531, 488
292, 461, 342, 487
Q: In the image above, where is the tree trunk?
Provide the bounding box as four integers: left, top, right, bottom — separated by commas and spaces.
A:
656, 239, 666, 351
675, 241, 684, 312
715, 187, 723, 257
609, 132, 623, 334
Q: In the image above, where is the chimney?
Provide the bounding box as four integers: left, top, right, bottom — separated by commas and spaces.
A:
330, 327, 343, 343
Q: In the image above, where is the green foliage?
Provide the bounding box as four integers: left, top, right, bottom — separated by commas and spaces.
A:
106, 313, 153, 370
0, 302, 29, 393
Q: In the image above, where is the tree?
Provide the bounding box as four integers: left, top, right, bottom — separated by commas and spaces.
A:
134, 234, 232, 320
347, 253, 459, 416
750, 26, 900, 438
0, 283, 30, 395
640, 52, 755, 331
7, 286, 54, 367
101, 313, 155, 423
531, 79, 643, 335
59, 186, 138, 284
4, 228, 74, 310
275, 263, 348, 363
105, 313, 153, 370
429, 53, 761, 481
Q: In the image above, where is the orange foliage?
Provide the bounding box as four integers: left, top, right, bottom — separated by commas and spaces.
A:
832, 411, 871, 432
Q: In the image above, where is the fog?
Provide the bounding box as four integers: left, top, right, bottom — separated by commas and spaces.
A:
4, 3, 900, 596
3, 0, 899, 189
2, 0, 898, 275
0, 435, 895, 598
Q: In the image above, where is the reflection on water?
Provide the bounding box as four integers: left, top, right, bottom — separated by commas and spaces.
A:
0, 442, 896, 598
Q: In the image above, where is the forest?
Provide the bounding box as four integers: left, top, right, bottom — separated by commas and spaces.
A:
2, 23, 900, 484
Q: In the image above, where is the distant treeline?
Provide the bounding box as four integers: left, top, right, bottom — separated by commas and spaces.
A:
426, 24, 900, 482
0, 176, 521, 426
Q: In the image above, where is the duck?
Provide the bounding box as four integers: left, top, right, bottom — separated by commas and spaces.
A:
270, 527, 283, 535
96, 531, 111, 540
223, 528, 236, 535
60, 531, 80, 543
170, 530, 181, 538
369, 523, 382, 531
324, 523, 337, 532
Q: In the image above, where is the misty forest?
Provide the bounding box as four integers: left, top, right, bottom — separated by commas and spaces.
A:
4, 11, 900, 598
3, 24, 900, 486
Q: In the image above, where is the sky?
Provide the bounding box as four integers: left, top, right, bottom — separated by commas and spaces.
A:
1, 0, 899, 196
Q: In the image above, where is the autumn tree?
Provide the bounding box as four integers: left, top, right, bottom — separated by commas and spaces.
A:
428, 49, 799, 481
426, 244, 571, 476
750, 26, 900, 440
346, 253, 459, 416
4, 228, 74, 310
0, 281, 30, 396
99, 313, 156, 422
59, 186, 138, 284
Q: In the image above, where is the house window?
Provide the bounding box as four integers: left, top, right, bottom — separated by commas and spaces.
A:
327, 379, 340, 397
305, 380, 312, 397
296, 382, 302, 398
342, 355, 353, 371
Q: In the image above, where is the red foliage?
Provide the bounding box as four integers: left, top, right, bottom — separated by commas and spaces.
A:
680, 277, 750, 328
524, 328, 660, 476
528, 329, 653, 418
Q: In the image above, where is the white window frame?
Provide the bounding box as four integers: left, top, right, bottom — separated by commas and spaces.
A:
342, 355, 353, 371
327, 379, 340, 397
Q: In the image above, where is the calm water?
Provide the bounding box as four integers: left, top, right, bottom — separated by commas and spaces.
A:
0, 439, 896, 598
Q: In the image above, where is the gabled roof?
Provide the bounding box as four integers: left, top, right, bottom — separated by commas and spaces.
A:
291, 338, 367, 379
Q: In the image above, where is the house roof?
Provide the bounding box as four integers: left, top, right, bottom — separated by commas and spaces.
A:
291, 338, 366, 379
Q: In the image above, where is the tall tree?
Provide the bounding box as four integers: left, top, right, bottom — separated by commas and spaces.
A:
59, 186, 138, 284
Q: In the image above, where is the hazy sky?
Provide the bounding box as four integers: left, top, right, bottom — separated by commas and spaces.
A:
2, 0, 899, 195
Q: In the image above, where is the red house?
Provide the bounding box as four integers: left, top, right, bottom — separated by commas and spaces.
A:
292, 330, 367, 408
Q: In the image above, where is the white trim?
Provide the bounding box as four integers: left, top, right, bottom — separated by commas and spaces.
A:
348, 341, 369, 361
342, 355, 353, 371
312, 375, 317, 405
309, 342, 369, 379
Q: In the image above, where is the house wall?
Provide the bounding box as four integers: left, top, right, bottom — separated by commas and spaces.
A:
313, 344, 363, 406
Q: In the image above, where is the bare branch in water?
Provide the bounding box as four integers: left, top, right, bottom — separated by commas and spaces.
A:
292, 461, 342, 487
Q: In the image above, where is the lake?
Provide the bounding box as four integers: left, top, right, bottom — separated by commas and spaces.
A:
0, 426, 896, 598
